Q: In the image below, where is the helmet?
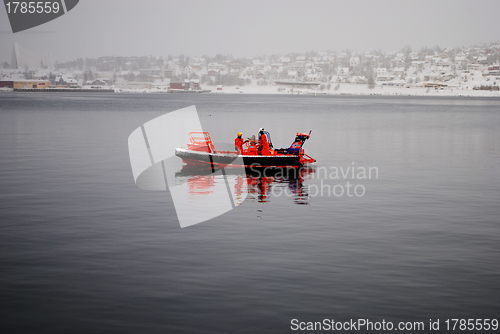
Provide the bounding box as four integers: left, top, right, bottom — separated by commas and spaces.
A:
237, 132, 242, 137
259, 128, 264, 132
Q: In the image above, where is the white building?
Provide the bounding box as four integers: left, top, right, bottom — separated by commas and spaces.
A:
394, 53, 405, 62
349, 56, 360, 67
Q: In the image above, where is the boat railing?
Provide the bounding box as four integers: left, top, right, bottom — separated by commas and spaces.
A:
188, 132, 216, 153
300, 151, 316, 164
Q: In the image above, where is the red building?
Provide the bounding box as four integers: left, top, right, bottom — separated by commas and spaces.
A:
170, 79, 201, 90
170, 82, 186, 90
208, 70, 219, 77
0, 81, 13, 88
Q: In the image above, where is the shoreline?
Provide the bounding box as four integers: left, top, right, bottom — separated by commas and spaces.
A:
206, 83, 500, 98
2, 84, 499, 98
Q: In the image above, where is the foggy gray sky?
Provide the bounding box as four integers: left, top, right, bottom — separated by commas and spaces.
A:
1, 0, 499, 63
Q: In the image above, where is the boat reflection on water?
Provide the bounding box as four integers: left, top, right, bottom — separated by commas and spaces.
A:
175, 166, 315, 205
241, 167, 315, 205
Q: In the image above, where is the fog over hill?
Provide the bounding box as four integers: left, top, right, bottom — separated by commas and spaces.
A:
1, 0, 499, 62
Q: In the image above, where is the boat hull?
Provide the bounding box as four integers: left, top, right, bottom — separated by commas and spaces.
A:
175, 148, 302, 168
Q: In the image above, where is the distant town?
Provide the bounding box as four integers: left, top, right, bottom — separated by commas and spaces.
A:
1, 42, 499, 96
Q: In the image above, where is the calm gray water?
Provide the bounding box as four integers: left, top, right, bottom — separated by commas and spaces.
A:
0, 92, 499, 333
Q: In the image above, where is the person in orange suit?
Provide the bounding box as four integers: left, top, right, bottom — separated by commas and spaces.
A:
234, 132, 247, 153
258, 128, 270, 155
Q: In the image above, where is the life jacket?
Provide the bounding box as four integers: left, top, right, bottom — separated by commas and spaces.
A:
259, 133, 270, 155
247, 140, 258, 155
235, 137, 245, 152
261, 131, 273, 148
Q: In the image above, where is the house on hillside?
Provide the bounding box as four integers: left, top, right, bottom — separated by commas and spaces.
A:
208, 69, 219, 77
55, 76, 79, 87
287, 70, 298, 80
184, 65, 194, 77
349, 56, 360, 68
279, 57, 291, 64
337, 67, 349, 78
255, 72, 266, 80
454, 54, 467, 66
410, 52, 420, 61
394, 53, 405, 62
306, 71, 319, 81
393, 67, 405, 77
477, 56, 488, 64
376, 68, 394, 81
164, 68, 176, 78
351, 76, 367, 84
89, 79, 107, 86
